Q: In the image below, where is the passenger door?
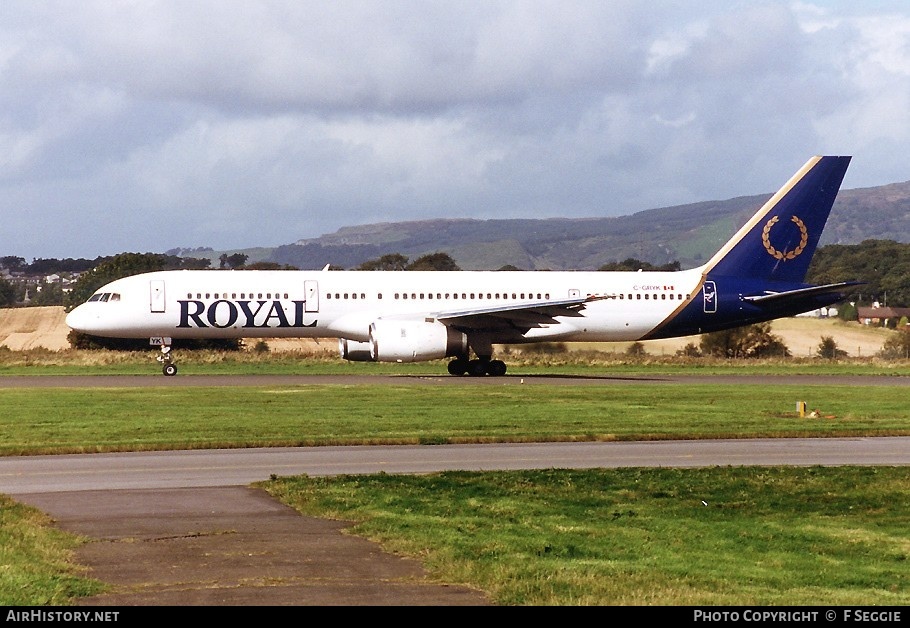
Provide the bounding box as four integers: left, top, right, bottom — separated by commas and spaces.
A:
150, 280, 166, 313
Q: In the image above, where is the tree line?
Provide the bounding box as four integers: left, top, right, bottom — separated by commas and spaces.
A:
1, 240, 908, 310
3, 244, 909, 358
805, 239, 910, 307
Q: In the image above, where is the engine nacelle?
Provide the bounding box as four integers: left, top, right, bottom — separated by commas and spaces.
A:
369, 319, 468, 363
338, 338, 375, 362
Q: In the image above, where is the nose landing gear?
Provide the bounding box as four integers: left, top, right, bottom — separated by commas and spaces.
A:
153, 338, 178, 376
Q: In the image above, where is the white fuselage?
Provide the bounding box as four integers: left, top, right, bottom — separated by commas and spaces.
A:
66, 268, 707, 344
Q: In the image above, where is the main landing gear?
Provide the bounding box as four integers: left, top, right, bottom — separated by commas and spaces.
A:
156, 344, 178, 376
447, 357, 507, 377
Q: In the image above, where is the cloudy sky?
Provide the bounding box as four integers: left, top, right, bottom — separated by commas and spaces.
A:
2, 1, 910, 262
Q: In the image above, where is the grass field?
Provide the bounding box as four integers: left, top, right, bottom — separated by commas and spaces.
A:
1, 355, 908, 605
266, 466, 910, 605
1, 379, 909, 455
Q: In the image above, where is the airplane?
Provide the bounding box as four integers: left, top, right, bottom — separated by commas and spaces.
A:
66, 155, 858, 377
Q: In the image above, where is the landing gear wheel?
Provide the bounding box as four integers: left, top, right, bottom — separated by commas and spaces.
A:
468, 359, 488, 377
447, 358, 469, 376
156, 342, 177, 376
487, 359, 507, 377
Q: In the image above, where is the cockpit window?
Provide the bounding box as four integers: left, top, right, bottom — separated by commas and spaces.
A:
87, 292, 120, 303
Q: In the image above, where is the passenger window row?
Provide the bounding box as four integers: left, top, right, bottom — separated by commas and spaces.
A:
324, 292, 551, 301
186, 292, 289, 300
177, 291, 690, 302
394, 292, 549, 300
618, 293, 687, 300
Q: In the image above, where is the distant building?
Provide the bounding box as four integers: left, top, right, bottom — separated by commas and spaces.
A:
796, 307, 838, 318
857, 304, 910, 326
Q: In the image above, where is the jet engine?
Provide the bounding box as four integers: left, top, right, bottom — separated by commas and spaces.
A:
368, 319, 468, 363
338, 338, 375, 362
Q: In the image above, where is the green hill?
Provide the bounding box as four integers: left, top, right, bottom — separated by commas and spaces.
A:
177, 180, 910, 271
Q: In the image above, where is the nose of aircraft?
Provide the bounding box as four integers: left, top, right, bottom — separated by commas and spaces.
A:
65, 304, 95, 333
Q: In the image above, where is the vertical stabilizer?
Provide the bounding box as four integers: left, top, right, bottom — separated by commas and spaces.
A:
702, 156, 851, 283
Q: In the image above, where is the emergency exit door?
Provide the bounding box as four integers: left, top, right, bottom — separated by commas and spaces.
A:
304, 280, 319, 313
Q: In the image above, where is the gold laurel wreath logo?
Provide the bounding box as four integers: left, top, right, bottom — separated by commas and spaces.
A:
761, 215, 808, 260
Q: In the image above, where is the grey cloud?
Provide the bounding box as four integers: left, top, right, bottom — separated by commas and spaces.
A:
0, 1, 907, 260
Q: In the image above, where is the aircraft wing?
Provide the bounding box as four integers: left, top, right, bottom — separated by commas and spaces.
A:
428, 294, 610, 331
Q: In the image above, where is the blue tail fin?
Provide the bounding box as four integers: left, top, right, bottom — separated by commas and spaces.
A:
702, 156, 851, 283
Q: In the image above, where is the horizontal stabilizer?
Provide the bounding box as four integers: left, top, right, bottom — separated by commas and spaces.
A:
742, 281, 864, 305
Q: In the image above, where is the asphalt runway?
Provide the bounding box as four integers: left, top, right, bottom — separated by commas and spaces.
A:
3, 438, 910, 496
3, 372, 910, 388
3, 373, 908, 606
